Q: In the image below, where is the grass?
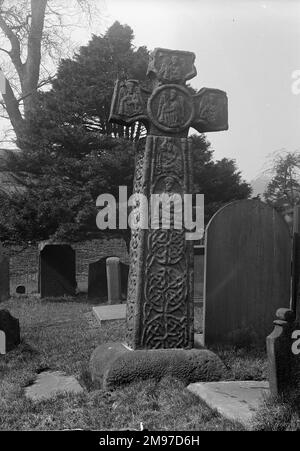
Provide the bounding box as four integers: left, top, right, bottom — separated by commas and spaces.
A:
252, 391, 300, 431
0, 296, 245, 431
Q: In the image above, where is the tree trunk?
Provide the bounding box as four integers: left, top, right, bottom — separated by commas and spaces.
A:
22, 0, 47, 119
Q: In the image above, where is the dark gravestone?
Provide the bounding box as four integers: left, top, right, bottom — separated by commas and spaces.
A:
267, 309, 300, 396
204, 199, 291, 346
0, 309, 20, 352
120, 262, 129, 299
40, 244, 76, 298
88, 258, 107, 302
0, 252, 9, 302
267, 206, 300, 396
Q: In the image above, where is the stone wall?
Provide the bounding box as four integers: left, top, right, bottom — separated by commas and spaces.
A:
7, 238, 129, 295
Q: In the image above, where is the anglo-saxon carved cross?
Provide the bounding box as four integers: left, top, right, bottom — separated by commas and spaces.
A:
110, 48, 228, 350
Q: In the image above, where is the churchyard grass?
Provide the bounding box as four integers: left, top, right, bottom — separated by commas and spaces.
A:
252, 391, 300, 431
0, 296, 267, 431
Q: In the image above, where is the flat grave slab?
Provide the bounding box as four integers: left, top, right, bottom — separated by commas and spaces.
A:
25, 370, 83, 402
188, 380, 270, 426
93, 304, 126, 324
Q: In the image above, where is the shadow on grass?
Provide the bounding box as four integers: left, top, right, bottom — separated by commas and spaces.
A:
209, 343, 268, 381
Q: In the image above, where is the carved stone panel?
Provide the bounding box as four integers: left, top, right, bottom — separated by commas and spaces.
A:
148, 85, 194, 134
125, 136, 194, 350
193, 88, 228, 133
147, 48, 197, 84
109, 79, 150, 127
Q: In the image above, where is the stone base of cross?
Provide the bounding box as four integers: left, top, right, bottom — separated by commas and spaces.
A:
109, 48, 228, 350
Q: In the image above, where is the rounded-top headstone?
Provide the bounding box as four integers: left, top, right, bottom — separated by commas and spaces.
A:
204, 199, 291, 346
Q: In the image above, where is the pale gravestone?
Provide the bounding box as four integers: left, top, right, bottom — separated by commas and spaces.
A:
0, 244, 9, 302
106, 257, 122, 304
0, 330, 5, 355
204, 199, 291, 346
110, 48, 228, 349
0, 310, 20, 352
88, 258, 129, 302
39, 244, 76, 298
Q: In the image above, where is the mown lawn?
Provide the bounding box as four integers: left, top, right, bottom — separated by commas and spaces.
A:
0, 296, 267, 431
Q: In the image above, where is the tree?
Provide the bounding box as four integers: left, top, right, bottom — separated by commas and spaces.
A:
0, 23, 251, 245
264, 151, 300, 214
0, 0, 101, 145
0, 22, 148, 245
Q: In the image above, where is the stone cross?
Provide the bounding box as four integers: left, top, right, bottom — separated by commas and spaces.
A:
109, 48, 228, 350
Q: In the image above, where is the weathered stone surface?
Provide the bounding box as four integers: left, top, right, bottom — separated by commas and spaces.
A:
106, 257, 121, 304
109, 48, 228, 350
0, 244, 9, 302
25, 371, 84, 401
93, 304, 126, 324
0, 330, 5, 354
39, 243, 76, 298
89, 342, 130, 387
194, 245, 204, 305
0, 309, 20, 352
266, 308, 300, 396
90, 343, 226, 390
204, 199, 291, 346
188, 381, 270, 427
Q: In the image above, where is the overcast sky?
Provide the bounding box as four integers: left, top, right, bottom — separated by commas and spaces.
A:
96, 0, 300, 182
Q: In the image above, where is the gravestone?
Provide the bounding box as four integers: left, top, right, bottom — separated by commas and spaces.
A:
267, 206, 300, 396
106, 257, 122, 304
109, 47, 228, 350
39, 243, 76, 298
120, 262, 129, 299
0, 330, 5, 354
0, 244, 9, 302
204, 199, 291, 346
88, 257, 107, 301
0, 309, 20, 352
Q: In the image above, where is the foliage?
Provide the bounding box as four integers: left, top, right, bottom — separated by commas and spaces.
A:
264, 151, 300, 214
0, 22, 251, 245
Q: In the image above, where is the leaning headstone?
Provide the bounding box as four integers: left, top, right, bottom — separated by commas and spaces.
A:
39, 243, 76, 298
204, 199, 291, 346
106, 257, 122, 304
88, 257, 107, 302
0, 309, 20, 352
0, 244, 9, 302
